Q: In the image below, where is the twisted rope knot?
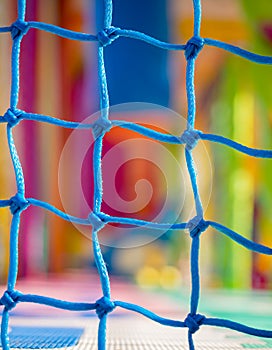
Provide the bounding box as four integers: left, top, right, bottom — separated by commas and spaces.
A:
185, 36, 204, 60
3, 108, 24, 127
184, 313, 205, 334
11, 20, 29, 40
9, 193, 29, 215
187, 216, 209, 238
0, 290, 20, 311
88, 212, 105, 232
92, 118, 112, 139
180, 129, 200, 151
97, 27, 119, 47
95, 296, 115, 319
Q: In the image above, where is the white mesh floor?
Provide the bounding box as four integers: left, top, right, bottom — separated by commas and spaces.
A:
5, 316, 272, 350
2, 276, 272, 349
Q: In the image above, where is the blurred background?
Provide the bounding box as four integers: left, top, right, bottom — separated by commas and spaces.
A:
0, 0, 271, 297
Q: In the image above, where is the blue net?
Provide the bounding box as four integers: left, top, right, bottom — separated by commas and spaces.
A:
0, 0, 272, 350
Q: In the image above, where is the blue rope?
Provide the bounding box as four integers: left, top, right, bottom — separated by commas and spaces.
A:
203, 318, 272, 338
209, 221, 272, 255
3, 112, 272, 156
7, 214, 21, 293
91, 3, 115, 347
115, 28, 186, 50
0, 0, 272, 349
1, 310, 9, 350
185, 150, 203, 217
204, 38, 272, 64
112, 120, 182, 143
7, 128, 25, 195
193, 0, 202, 37
28, 198, 91, 225
22, 111, 95, 129
114, 301, 185, 327
200, 132, 272, 158
190, 236, 201, 315
1, 21, 272, 63
93, 13, 112, 324
0, 27, 11, 33
28, 21, 97, 41
103, 0, 113, 28
99, 212, 187, 231
17, 0, 26, 21
0, 290, 96, 311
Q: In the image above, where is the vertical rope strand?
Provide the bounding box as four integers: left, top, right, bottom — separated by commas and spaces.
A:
7, 127, 25, 195
7, 214, 21, 291
185, 149, 203, 217
186, 59, 197, 129
10, 0, 26, 109
10, 36, 23, 109
98, 47, 110, 120
103, 0, 113, 29
93, 1, 114, 349
190, 236, 201, 314
192, 0, 202, 37
185, 2, 203, 349
17, 0, 26, 21
92, 230, 111, 298
98, 315, 108, 350
1, 1, 28, 348
1, 310, 10, 350
188, 331, 195, 350
93, 136, 104, 213
186, 235, 201, 350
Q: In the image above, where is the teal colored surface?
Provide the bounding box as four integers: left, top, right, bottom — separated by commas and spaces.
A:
166, 288, 272, 347
242, 339, 272, 348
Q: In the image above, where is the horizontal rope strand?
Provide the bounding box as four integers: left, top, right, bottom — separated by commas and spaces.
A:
209, 221, 272, 255
205, 38, 272, 64
18, 293, 96, 311
115, 301, 185, 327
200, 132, 272, 158
28, 21, 96, 41
28, 198, 90, 225
204, 317, 272, 337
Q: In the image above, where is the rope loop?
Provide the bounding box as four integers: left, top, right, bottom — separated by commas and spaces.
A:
180, 128, 200, 151
9, 193, 30, 215
11, 20, 29, 40
187, 216, 209, 238
88, 211, 105, 232
95, 296, 116, 319
97, 26, 120, 47
92, 118, 112, 139
3, 108, 24, 128
184, 313, 205, 334
0, 290, 20, 311
185, 36, 204, 60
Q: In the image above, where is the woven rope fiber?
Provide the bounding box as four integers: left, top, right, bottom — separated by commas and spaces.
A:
0, 0, 272, 349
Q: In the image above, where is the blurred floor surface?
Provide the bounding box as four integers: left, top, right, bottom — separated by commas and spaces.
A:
1, 272, 272, 349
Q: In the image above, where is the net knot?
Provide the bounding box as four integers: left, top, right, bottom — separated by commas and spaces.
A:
187, 216, 209, 238
97, 27, 119, 47
9, 193, 29, 215
88, 211, 105, 232
0, 290, 20, 311
185, 36, 204, 60
11, 20, 29, 40
92, 118, 112, 139
184, 313, 205, 334
95, 296, 116, 319
180, 128, 200, 151
3, 108, 24, 127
